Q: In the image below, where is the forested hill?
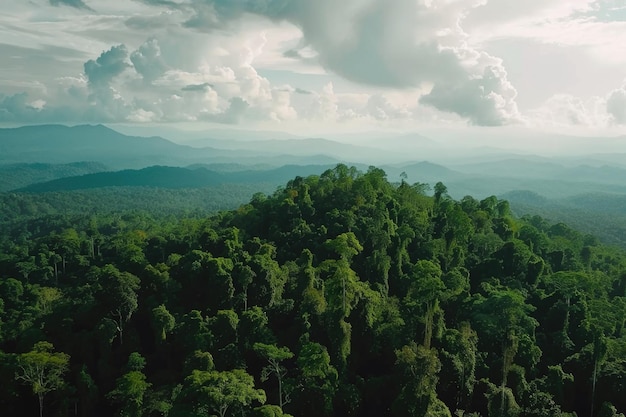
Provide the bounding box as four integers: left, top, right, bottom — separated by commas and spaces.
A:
1, 165, 626, 417
16, 164, 335, 192
0, 162, 108, 192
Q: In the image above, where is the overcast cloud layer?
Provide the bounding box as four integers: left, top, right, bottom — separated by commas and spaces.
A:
0, 0, 625, 133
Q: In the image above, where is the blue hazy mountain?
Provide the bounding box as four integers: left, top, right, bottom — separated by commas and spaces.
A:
16, 164, 337, 192
0, 124, 255, 168
0, 124, 370, 169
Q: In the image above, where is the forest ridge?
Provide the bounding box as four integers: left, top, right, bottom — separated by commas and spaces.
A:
1, 165, 626, 417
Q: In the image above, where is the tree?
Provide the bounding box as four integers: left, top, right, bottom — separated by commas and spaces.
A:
15, 341, 70, 417
94, 264, 140, 345
473, 288, 537, 416
588, 298, 615, 417
76, 365, 98, 417
253, 404, 294, 417
295, 341, 338, 416
107, 373, 150, 417
434, 182, 448, 206
254, 343, 294, 411
407, 260, 445, 349
107, 352, 151, 417
394, 342, 448, 417
323, 232, 363, 315
151, 304, 175, 342
544, 271, 586, 348
176, 369, 266, 417
439, 323, 478, 409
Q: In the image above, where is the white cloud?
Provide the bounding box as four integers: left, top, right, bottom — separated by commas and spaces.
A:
305, 83, 340, 121
365, 94, 412, 121
0, 0, 625, 133
130, 38, 167, 83
528, 92, 624, 129
607, 84, 626, 124
528, 79, 626, 129
420, 56, 520, 126
158, 0, 521, 125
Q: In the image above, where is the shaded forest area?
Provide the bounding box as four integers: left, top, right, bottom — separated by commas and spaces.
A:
1, 164, 626, 417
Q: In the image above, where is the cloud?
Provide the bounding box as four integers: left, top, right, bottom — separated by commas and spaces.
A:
130, 38, 167, 84
305, 83, 339, 121
171, 0, 519, 126
84, 45, 130, 88
365, 94, 412, 121
181, 83, 214, 92
607, 84, 626, 124
201, 97, 250, 124
49, 0, 92, 10
125, 12, 180, 31
0, 87, 110, 124
464, 0, 595, 28
528, 94, 611, 128
576, 0, 626, 22
0, 93, 38, 122
527, 79, 626, 128
136, 0, 185, 8
420, 64, 520, 126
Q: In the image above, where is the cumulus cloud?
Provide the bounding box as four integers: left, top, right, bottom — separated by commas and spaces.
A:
528, 93, 612, 128
45, 31, 299, 124
420, 64, 520, 126
202, 97, 250, 124
526, 80, 626, 128
84, 45, 130, 88
0, 93, 39, 122
168, 0, 520, 126
130, 38, 167, 84
305, 83, 340, 121
365, 94, 412, 121
536, 94, 596, 126
606, 84, 626, 124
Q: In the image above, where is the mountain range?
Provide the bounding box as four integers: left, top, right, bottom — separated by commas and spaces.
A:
3, 124, 626, 197
2, 123, 626, 246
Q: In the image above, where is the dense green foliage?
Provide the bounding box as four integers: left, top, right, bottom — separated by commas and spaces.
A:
503, 190, 626, 248
0, 162, 108, 192
0, 184, 273, 227
1, 164, 626, 417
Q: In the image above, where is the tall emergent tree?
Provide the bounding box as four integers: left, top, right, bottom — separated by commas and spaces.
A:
254, 343, 294, 411
175, 369, 266, 417
15, 341, 70, 417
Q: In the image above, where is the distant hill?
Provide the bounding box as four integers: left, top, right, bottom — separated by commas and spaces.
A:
0, 124, 368, 168
190, 137, 370, 156
557, 164, 626, 185
0, 124, 265, 169
391, 161, 466, 183
498, 190, 550, 206
451, 158, 567, 179
0, 161, 108, 191
502, 190, 626, 248
17, 164, 336, 193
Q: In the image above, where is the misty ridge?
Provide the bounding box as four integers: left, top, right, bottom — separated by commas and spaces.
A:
1, 123, 626, 247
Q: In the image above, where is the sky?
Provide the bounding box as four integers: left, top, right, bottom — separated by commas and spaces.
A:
1, 0, 626, 137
